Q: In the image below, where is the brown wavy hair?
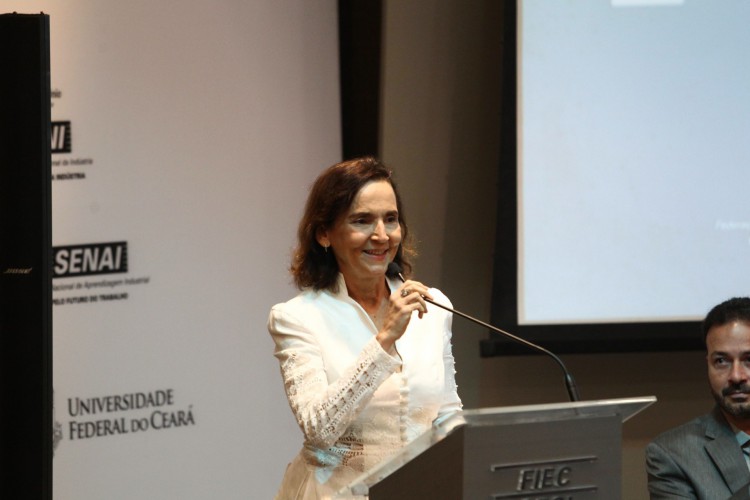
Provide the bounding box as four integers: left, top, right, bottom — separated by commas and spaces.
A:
291, 157, 415, 291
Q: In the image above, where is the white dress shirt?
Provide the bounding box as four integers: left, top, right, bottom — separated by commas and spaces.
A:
268, 273, 462, 499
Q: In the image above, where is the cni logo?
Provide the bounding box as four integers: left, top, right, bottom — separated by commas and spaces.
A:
51, 121, 72, 154
53, 241, 128, 278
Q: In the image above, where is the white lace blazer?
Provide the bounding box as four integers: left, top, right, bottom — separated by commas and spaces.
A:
268, 273, 462, 496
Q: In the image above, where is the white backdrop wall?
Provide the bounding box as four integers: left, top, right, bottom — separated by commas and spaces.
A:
1, 1, 340, 498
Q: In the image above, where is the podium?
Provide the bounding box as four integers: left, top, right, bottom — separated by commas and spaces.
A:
333, 396, 655, 500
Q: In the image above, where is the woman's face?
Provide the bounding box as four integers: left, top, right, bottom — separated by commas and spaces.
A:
318, 180, 402, 287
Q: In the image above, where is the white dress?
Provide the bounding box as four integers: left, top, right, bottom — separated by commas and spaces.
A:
268, 274, 462, 499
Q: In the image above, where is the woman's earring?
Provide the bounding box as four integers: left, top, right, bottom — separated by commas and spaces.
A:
324, 245, 329, 254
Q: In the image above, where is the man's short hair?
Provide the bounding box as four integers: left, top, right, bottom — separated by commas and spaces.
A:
702, 297, 750, 345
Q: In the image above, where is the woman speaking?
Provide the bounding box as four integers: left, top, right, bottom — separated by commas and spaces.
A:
268, 157, 462, 499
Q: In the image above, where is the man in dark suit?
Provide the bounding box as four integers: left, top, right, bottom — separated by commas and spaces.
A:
646, 297, 750, 499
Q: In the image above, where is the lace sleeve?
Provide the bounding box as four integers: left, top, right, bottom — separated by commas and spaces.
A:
268, 305, 401, 449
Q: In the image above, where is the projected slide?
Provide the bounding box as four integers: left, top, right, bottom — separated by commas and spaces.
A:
518, 0, 750, 325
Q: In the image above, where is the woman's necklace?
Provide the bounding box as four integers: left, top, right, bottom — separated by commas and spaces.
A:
368, 296, 387, 327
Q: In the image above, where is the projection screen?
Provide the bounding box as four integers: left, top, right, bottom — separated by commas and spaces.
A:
489, 0, 750, 353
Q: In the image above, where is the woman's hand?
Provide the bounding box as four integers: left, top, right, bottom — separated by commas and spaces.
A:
376, 280, 432, 352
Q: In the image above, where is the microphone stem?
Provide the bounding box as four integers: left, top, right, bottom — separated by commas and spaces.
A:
399, 273, 580, 402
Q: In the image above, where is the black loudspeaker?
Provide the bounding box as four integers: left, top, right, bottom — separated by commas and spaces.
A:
0, 13, 53, 500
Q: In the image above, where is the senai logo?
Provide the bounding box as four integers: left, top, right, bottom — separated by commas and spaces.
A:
51, 121, 72, 154
53, 242, 128, 278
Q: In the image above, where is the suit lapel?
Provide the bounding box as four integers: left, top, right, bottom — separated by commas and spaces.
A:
705, 408, 750, 493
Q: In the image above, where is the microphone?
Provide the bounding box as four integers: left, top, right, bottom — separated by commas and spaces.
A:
387, 262, 580, 402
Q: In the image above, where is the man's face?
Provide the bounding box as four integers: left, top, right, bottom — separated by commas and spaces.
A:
707, 320, 750, 422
